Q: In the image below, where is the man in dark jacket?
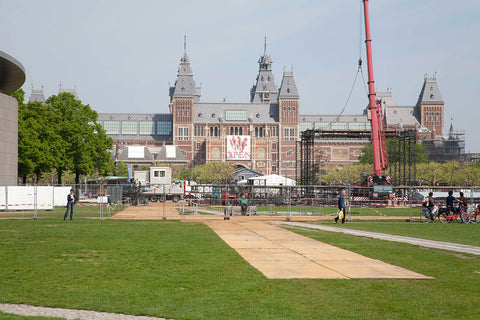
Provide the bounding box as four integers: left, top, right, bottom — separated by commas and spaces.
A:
335, 190, 347, 224
64, 189, 76, 220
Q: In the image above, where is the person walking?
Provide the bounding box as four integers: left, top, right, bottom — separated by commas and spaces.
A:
335, 190, 347, 224
64, 189, 76, 220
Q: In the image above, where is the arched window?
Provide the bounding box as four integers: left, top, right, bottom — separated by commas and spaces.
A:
210, 127, 214, 137
235, 127, 239, 135
239, 127, 243, 135
255, 127, 258, 137
230, 127, 234, 135
214, 127, 218, 137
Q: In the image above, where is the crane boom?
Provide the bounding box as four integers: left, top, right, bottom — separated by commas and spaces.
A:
362, 0, 388, 175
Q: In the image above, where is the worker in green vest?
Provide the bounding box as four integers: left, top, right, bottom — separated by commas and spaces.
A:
239, 193, 249, 216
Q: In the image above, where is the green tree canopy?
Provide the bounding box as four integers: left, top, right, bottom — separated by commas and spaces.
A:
358, 138, 428, 167
44, 93, 113, 184
193, 162, 235, 184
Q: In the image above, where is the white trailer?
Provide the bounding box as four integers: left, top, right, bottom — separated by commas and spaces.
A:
132, 167, 186, 202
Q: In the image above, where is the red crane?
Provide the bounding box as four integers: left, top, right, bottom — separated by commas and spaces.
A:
362, 0, 388, 176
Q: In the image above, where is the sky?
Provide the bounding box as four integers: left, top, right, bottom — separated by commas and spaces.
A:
1, 0, 480, 152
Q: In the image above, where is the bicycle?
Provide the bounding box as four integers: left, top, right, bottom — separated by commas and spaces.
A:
463, 206, 479, 224
437, 206, 469, 224
420, 206, 438, 223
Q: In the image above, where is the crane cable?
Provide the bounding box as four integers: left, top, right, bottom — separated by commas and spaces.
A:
329, 1, 369, 126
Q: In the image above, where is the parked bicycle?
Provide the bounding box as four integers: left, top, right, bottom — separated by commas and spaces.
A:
463, 206, 479, 224
420, 205, 439, 223
437, 205, 469, 224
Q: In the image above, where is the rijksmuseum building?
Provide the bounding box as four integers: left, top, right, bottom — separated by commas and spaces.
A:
89, 42, 465, 179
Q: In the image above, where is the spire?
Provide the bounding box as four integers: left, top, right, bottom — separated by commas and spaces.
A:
264, 35, 267, 57
170, 35, 200, 101
182, 34, 189, 63
250, 37, 278, 103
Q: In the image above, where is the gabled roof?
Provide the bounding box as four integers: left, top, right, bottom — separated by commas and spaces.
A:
155, 145, 187, 162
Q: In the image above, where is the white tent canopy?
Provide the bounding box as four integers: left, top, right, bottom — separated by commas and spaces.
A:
238, 174, 296, 186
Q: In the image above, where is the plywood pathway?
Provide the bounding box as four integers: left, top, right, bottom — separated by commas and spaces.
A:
113, 203, 431, 280
204, 220, 432, 280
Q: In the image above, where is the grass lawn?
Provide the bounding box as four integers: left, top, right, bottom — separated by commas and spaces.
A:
315, 220, 480, 246
0, 204, 127, 219
0, 219, 479, 320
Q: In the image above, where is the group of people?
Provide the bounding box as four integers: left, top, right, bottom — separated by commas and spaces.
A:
425, 190, 469, 215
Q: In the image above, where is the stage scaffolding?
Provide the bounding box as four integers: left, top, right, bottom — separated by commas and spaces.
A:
297, 129, 417, 186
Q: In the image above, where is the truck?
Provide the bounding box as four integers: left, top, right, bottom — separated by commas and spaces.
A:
130, 167, 190, 203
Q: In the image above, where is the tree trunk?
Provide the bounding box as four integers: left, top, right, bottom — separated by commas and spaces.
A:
36, 171, 41, 184
57, 169, 63, 185
75, 171, 80, 185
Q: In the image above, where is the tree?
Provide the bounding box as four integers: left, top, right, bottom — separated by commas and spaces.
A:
441, 161, 461, 186
113, 161, 129, 177
358, 138, 428, 166
175, 167, 192, 181
15, 90, 62, 183
46, 93, 113, 184
193, 162, 235, 184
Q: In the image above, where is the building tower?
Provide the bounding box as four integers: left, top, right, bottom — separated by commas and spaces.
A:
278, 68, 299, 178
250, 37, 279, 103
169, 36, 201, 161
415, 76, 444, 139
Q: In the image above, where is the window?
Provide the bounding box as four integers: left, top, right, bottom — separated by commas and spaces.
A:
139, 121, 155, 135
270, 126, 278, 137
178, 127, 189, 141
196, 142, 202, 150
194, 126, 204, 137
103, 121, 119, 134
299, 122, 313, 133
121, 121, 137, 135
255, 127, 264, 138
287, 161, 293, 168
272, 142, 277, 151
284, 128, 295, 141
210, 126, 219, 137
156, 121, 172, 135
239, 127, 243, 135
272, 154, 277, 161
286, 150, 293, 157
225, 110, 247, 121
153, 170, 166, 178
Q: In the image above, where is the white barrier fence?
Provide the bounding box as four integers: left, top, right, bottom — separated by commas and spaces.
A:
0, 186, 71, 211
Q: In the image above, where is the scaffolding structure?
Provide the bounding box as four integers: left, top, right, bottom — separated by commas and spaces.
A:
388, 129, 417, 186
297, 129, 418, 186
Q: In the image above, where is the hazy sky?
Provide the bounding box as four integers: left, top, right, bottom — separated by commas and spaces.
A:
2, 0, 479, 151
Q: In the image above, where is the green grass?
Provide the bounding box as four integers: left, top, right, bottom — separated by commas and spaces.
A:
0, 219, 479, 319
317, 220, 480, 246
0, 204, 127, 219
